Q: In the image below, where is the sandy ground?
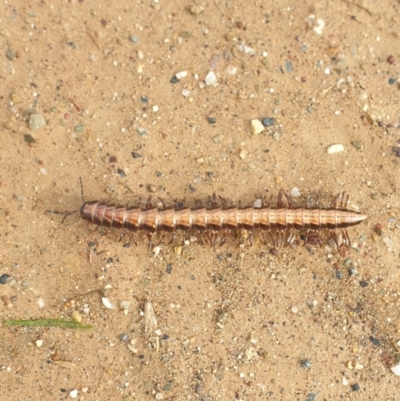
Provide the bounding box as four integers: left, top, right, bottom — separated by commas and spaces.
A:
1, 0, 400, 400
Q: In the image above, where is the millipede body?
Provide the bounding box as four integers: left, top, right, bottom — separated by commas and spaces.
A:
80, 201, 366, 232
79, 190, 367, 248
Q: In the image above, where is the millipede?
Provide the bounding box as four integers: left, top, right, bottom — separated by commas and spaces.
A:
78, 189, 367, 253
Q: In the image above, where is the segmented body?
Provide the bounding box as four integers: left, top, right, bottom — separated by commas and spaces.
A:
79, 189, 367, 252
80, 201, 366, 233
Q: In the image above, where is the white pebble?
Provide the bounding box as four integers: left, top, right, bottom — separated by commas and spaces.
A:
36, 339, 43, 347
40, 168, 47, 175
239, 149, 247, 159
313, 18, 325, 35
37, 298, 45, 308
327, 144, 344, 154
155, 392, 163, 399
290, 187, 300, 197
291, 306, 298, 314
391, 364, 400, 376
253, 199, 262, 208
175, 70, 187, 79
204, 71, 217, 86
152, 246, 161, 256
181, 89, 191, 97
69, 389, 78, 399
250, 119, 264, 135
225, 65, 237, 75
152, 105, 159, 113
119, 300, 131, 311
102, 297, 116, 310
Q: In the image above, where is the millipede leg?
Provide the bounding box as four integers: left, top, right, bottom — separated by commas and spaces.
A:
219, 229, 231, 247
157, 197, 167, 209
219, 195, 228, 209
147, 233, 155, 250
261, 230, 268, 245
156, 234, 166, 247
262, 194, 273, 207
277, 189, 293, 208
330, 194, 340, 208
145, 196, 153, 209
211, 193, 218, 208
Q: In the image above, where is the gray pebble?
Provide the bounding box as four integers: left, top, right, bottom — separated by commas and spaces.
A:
28, 113, 46, 130
74, 124, 85, 133
6, 50, 16, 60
0, 274, 11, 284
119, 333, 130, 342
262, 117, 275, 127
129, 34, 139, 43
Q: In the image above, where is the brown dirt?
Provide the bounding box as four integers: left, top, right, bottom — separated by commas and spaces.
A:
1, 0, 400, 400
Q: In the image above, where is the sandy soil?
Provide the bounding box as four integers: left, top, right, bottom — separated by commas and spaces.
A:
1, 0, 400, 400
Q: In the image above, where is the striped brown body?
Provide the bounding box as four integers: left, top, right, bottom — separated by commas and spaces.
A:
80, 199, 367, 233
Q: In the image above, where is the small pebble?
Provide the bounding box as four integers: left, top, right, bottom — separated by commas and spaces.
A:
174, 246, 183, 256
117, 168, 126, 177
69, 389, 78, 399
351, 383, 360, 392
391, 364, 400, 376
213, 134, 223, 143
28, 114, 46, 130
23, 133, 36, 144
36, 339, 43, 347
327, 144, 344, 154
102, 297, 116, 309
250, 119, 264, 135
128, 34, 139, 43
175, 71, 188, 80
74, 124, 85, 133
169, 75, 180, 84
148, 184, 157, 193
37, 298, 45, 308
0, 274, 11, 284
6, 50, 16, 60
262, 117, 275, 127
119, 300, 131, 311
313, 18, 325, 34
388, 78, 397, 85
291, 306, 298, 314
226, 65, 237, 75
181, 89, 190, 97
119, 333, 130, 342
305, 394, 316, 401
387, 55, 395, 64
137, 127, 147, 137
207, 116, 216, 124
71, 310, 82, 323
131, 151, 142, 159
204, 71, 217, 86
290, 187, 300, 197
369, 336, 380, 346
253, 199, 262, 208
239, 149, 247, 159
